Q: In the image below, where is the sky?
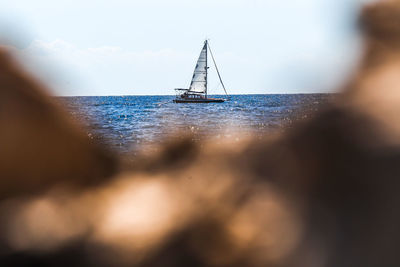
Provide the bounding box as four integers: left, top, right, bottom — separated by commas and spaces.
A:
0, 0, 373, 96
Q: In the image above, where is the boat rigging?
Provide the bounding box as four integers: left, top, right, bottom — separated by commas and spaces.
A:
173, 40, 229, 103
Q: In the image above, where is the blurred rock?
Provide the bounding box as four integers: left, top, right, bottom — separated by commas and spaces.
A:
2, 0, 400, 266
0, 48, 117, 199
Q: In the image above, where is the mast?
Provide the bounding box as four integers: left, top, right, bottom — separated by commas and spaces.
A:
205, 39, 208, 98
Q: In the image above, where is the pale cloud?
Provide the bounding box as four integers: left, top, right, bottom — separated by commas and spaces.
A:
19, 39, 224, 96
2, 0, 368, 95
17, 32, 362, 96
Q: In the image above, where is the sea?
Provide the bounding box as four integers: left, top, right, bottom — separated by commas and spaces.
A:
59, 94, 334, 154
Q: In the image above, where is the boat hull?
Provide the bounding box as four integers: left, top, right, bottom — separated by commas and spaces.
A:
173, 98, 225, 103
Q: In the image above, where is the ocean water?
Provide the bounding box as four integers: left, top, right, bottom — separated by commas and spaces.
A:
59, 94, 333, 153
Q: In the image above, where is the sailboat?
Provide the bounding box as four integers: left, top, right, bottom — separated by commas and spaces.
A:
173, 40, 228, 103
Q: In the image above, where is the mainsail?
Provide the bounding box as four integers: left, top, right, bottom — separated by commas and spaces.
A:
188, 41, 208, 94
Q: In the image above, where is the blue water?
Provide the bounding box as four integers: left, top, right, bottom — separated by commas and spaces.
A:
59, 94, 333, 153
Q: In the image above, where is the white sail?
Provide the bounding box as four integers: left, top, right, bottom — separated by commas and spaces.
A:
188, 42, 207, 93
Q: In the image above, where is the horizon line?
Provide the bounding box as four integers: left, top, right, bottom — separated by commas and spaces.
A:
55, 92, 337, 97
